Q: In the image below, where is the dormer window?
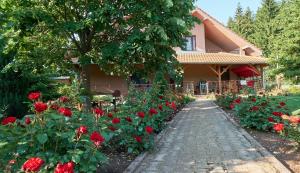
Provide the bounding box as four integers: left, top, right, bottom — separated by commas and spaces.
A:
183, 36, 196, 51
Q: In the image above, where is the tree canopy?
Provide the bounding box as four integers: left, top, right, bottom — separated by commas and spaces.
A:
1, 0, 197, 77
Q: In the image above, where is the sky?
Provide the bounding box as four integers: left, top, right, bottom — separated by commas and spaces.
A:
195, 0, 262, 25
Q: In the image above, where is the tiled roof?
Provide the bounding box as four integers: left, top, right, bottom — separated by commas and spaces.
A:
176, 52, 267, 65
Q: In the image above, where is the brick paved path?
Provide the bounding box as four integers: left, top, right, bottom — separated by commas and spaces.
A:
128, 99, 290, 173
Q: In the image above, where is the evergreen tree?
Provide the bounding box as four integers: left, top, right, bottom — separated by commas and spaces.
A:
271, 0, 300, 82
227, 4, 254, 42
252, 0, 280, 57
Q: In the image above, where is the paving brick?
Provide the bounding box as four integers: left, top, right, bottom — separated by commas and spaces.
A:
131, 99, 289, 173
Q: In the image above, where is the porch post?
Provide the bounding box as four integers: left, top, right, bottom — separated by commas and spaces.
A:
218, 65, 222, 94
259, 65, 265, 89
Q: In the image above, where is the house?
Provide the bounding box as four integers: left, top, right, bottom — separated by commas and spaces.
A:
84, 8, 267, 95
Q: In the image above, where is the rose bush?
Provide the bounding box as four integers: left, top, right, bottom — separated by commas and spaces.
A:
0, 84, 193, 172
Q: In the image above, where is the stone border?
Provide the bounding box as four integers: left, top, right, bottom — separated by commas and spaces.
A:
123, 104, 188, 173
213, 102, 292, 173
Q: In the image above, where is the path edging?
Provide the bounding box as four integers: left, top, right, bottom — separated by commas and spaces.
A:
123, 103, 189, 173
214, 102, 292, 173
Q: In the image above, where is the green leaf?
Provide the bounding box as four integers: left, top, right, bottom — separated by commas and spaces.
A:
37, 133, 48, 144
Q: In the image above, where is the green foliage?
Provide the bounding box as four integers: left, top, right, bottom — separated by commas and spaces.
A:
0, 0, 197, 80
270, 0, 300, 82
233, 96, 289, 131
0, 85, 193, 171
227, 4, 254, 42
215, 94, 237, 109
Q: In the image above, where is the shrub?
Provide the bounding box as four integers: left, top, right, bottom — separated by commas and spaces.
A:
215, 94, 237, 109
232, 96, 289, 131
0, 85, 192, 172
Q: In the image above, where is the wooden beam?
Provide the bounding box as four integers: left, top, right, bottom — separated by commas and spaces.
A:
221, 65, 231, 75
208, 65, 219, 75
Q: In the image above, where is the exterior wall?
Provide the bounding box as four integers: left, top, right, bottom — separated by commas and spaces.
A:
87, 65, 128, 95
190, 23, 206, 51
183, 64, 217, 82
205, 39, 223, 52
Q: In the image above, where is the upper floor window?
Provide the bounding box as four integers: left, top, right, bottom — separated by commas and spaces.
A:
183, 36, 196, 51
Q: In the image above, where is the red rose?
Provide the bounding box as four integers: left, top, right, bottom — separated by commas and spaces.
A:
272, 112, 283, 117
234, 98, 241, 104
279, 102, 286, 107
165, 101, 170, 107
1, 116, 16, 125
34, 102, 48, 113
28, 91, 41, 101
149, 108, 158, 116
251, 106, 259, 111
159, 96, 163, 99
229, 103, 235, 110
22, 157, 44, 172
25, 117, 31, 125
90, 131, 105, 147
145, 126, 153, 134
94, 108, 104, 117
58, 107, 72, 117
76, 126, 88, 135
112, 117, 120, 124
137, 112, 145, 118
135, 136, 142, 143
107, 112, 113, 118
108, 126, 117, 131
158, 105, 163, 111
125, 117, 132, 123
251, 98, 256, 102
54, 161, 74, 173
50, 104, 59, 110
268, 117, 275, 122
273, 123, 284, 132
171, 102, 177, 110
59, 96, 69, 103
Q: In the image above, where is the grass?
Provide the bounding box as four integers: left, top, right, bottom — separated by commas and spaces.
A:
272, 95, 300, 113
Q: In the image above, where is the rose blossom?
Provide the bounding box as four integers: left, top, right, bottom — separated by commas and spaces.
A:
112, 118, 120, 124
149, 108, 158, 116
25, 117, 31, 125
268, 117, 275, 122
145, 126, 153, 134
76, 126, 88, 135
28, 91, 41, 101
54, 161, 74, 173
137, 112, 145, 118
135, 136, 142, 143
171, 102, 177, 110
273, 123, 284, 132
58, 107, 72, 117
94, 108, 104, 117
1, 116, 16, 125
158, 105, 163, 111
34, 102, 48, 113
90, 131, 105, 147
272, 112, 284, 117
22, 157, 44, 172
59, 96, 69, 103
279, 102, 286, 107
125, 117, 132, 123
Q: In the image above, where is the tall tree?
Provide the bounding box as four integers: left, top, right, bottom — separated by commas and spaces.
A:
252, 0, 280, 57
1, 0, 197, 81
227, 4, 254, 42
270, 0, 300, 82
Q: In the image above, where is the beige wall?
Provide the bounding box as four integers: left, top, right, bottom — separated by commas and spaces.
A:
205, 39, 223, 52
190, 23, 206, 51
87, 65, 128, 95
183, 64, 240, 83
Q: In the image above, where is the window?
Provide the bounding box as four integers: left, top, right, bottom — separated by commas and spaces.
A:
183, 36, 196, 51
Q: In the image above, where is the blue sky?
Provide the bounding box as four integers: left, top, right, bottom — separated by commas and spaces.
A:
195, 0, 262, 25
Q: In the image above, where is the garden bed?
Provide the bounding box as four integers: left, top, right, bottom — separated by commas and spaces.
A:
97, 104, 185, 173
224, 109, 300, 173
